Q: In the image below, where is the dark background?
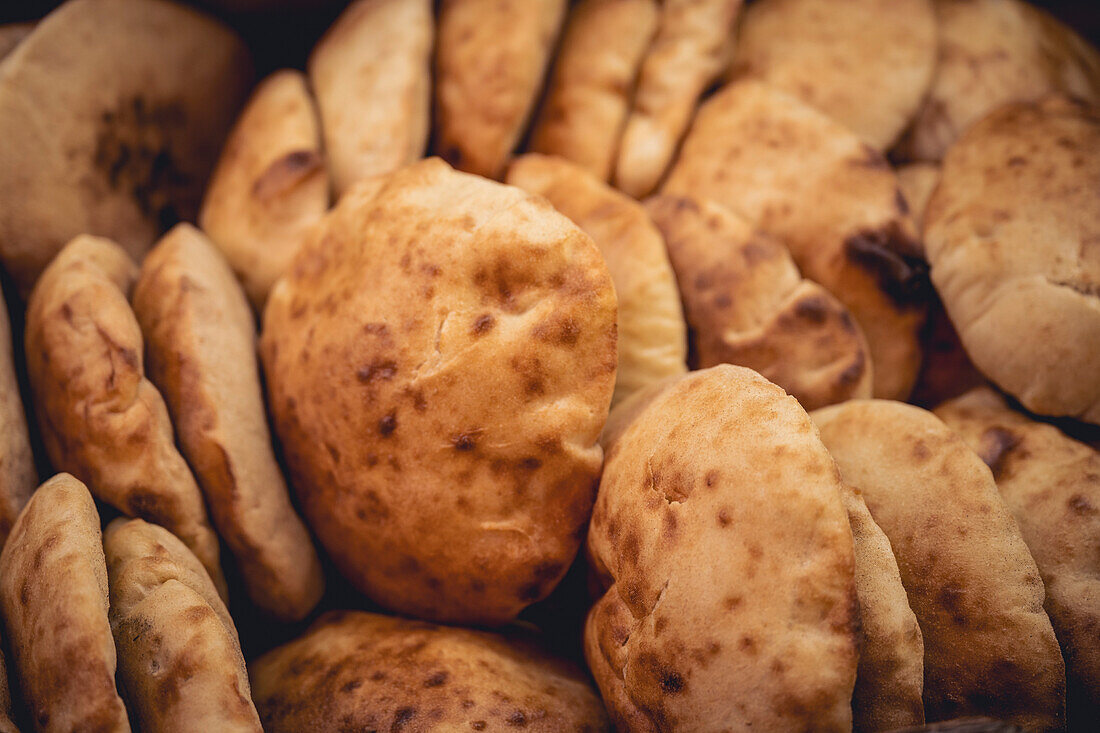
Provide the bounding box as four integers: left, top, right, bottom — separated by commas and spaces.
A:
2, 0, 1099, 78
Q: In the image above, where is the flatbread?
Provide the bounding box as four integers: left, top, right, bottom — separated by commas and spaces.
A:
813, 400, 1066, 729
308, 0, 431, 196
0, 473, 129, 732
24, 234, 225, 595
133, 224, 324, 621
199, 69, 328, 310
507, 153, 686, 405
0, 281, 35, 547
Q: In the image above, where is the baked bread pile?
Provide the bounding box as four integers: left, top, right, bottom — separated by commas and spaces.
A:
0, 0, 1096, 730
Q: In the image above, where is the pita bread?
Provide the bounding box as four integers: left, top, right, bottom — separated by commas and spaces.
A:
646, 194, 872, 410
249, 610, 608, 732
924, 95, 1100, 424
613, 0, 744, 197
133, 224, 324, 621
434, 0, 566, 179
104, 518, 261, 732
528, 0, 658, 180
0, 0, 251, 296
729, 0, 936, 150
0, 474, 129, 732
587, 365, 858, 731
897, 0, 1100, 162
308, 0, 431, 196
0, 23, 31, 60
507, 154, 686, 405
24, 235, 225, 596
841, 484, 925, 731
663, 79, 927, 400
935, 387, 1100, 716
0, 282, 35, 547
199, 69, 328, 310
261, 158, 617, 624
813, 400, 1065, 729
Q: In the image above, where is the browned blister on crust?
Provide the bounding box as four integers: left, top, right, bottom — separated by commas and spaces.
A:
249, 610, 608, 732
24, 235, 225, 596
434, 0, 566, 179
587, 365, 859, 731
925, 96, 1100, 424
813, 400, 1066, 730
613, 0, 744, 197
261, 158, 617, 625
528, 0, 658, 180
0, 0, 252, 296
0, 474, 130, 732
646, 194, 872, 410
841, 484, 925, 731
664, 80, 927, 400
935, 387, 1100, 717
897, 0, 1100, 163
133, 224, 324, 621
730, 0, 936, 150
199, 69, 328, 310
308, 0, 431, 196
507, 154, 686, 406
0, 281, 36, 547
104, 518, 261, 732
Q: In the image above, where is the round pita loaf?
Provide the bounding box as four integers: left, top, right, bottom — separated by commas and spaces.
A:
104, 518, 261, 732
935, 387, 1100, 718
646, 194, 872, 410
199, 69, 328, 311
587, 365, 858, 731
24, 234, 225, 595
812, 400, 1066, 729
0, 281, 36, 548
250, 610, 608, 732
0, 474, 129, 732
434, 0, 566, 179
613, 0, 744, 197
308, 0, 431, 196
0, 0, 251, 296
924, 95, 1100, 424
663, 79, 927, 400
528, 0, 658, 181
729, 0, 936, 150
896, 0, 1100, 162
507, 154, 686, 405
133, 224, 324, 622
261, 158, 617, 624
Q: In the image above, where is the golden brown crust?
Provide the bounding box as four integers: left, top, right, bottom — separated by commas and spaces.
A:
0, 474, 130, 732
434, 0, 566, 179
613, 0, 744, 197
528, 0, 658, 180
842, 484, 925, 731
897, 0, 1100, 162
104, 518, 261, 733
133, 224, 324, 622
663, 79, 927, 400
261, 158, 617, 624
935, 387, 1100, 714
0, 281, 36, 547
587, 366, 859, 731
925, 96, 1100, 424
308, 0, 431, 196
507, 154, 686, 405
646, 194, 872, 410
250, 610, 608, 732
199, 69, 328, 310
0, 0, 251, 296
24, 235, 225, 596
729, 0, 936, 150
813, 400, 1066, 729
